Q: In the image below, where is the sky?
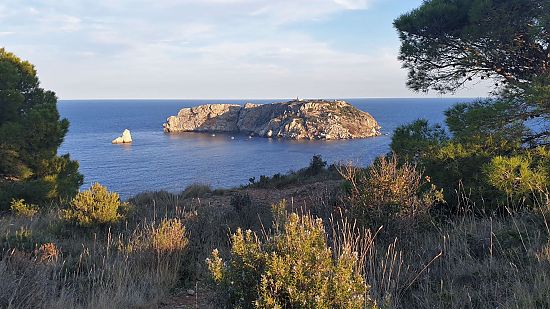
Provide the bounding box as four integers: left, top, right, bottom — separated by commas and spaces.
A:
0, 0, 492, 99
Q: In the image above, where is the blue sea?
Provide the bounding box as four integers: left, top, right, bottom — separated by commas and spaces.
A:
58, 98, 474, 198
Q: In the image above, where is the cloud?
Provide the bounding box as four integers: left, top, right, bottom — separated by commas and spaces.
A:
333, 0, 370, 9
0, 0, 490, 98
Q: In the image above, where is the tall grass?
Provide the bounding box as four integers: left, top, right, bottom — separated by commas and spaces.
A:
1, 167, 549, 308
0, 208, 188, 308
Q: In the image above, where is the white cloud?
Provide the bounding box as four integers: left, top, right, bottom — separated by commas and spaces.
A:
0, 0, 490, 99
333, 0, 370, 9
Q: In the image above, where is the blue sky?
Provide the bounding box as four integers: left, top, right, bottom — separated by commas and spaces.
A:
0, 0, 491, 99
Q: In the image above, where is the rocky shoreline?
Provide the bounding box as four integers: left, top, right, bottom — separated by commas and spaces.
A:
163, 99, 381, 140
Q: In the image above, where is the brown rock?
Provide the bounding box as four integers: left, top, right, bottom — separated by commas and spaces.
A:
163, 99, 381, 140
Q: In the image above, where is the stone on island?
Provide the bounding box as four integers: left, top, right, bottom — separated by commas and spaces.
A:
163, 99, 381, 140
112, 129, 132, 144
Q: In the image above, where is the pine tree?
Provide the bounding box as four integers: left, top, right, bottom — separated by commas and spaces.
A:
0, 48, 82, 208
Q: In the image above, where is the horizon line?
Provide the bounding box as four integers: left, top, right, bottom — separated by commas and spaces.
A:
59, 96, 487, 101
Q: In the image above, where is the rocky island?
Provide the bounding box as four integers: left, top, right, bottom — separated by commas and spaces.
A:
163, 99, 381, 140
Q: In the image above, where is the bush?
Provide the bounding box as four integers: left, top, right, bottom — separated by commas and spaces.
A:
484, 150, 549, 207
0, 180, 50, 211
304, 154, 327, 176
390, 97, 549, 213
181, 183, 212, 199
151, 218, 188, 254
10, 199, 38, 218
338, 155, 442, 229
62, 183, 128, 227
207, 202, 374, 308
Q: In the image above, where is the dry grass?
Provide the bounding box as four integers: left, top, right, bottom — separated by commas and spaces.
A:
0, 169, 548, 308
0, 204, 189, 309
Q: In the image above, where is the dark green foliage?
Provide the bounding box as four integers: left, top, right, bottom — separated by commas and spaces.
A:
390, 119, 448, 162
395, 0, 550, 145
230, 192, 259, 229
305, 154, 327, 176
0, 48, 82, 209
445, 100, 530, 144
394, 0, 550, 93
392, 1, 549, 212
248, 155, 338, 189
391, 104, 549, 212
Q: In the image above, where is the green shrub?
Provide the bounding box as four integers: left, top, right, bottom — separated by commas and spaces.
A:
304, 154, 327, 176
230, 192, 264, 229
484, 150, 549, 207
10, 199, 39, 218
207, 203, 374, 309
0, 180, 50, 211
62, 183, 128, 227
390, 98, 549, 213
181, 183, 212, 198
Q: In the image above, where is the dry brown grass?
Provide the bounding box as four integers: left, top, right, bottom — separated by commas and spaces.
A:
0, 172, 548, 308
0, 203, 189, 309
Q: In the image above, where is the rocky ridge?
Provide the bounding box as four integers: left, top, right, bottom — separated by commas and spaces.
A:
163, 99, 381, 140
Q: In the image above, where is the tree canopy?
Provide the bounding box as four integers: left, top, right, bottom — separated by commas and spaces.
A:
0, 48, 82, 208
394, 0, 550, 93
392, 0, 550, 211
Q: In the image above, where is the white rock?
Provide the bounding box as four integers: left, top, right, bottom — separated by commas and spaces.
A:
112, 129, 132, 144
121, 129, 132, 143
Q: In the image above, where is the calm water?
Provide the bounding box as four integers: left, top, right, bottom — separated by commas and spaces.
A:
58, 98, 474, 198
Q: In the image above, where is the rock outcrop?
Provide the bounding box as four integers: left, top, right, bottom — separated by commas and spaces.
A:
163, 100, 381, 140
112, 129, 132, 144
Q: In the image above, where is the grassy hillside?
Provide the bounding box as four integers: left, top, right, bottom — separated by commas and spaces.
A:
1, 157, 548, 308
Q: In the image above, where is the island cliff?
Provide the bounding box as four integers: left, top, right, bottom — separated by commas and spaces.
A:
163, 99, 381, 140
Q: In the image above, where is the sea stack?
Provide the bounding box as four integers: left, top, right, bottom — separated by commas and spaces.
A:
163, 99, 381, 140
112, 129, 133, 144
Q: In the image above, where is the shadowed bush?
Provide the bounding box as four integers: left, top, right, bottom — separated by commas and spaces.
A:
181, 183, 212, 199
338, 154, 443, 231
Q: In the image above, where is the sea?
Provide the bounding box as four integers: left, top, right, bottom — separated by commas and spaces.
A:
58, 98, 475, 198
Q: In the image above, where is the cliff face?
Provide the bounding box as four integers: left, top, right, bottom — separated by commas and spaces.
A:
163, 100, 381, 140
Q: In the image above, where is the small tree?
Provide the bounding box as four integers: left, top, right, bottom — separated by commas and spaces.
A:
63, 183, 127, 227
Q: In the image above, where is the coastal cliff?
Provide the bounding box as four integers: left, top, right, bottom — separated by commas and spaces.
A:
163, 99, 381, 140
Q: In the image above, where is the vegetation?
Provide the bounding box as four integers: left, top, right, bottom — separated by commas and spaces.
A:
10, 199, 39, 218
207, 201, 374, 309
1, 0, 549, 307
338, 155, 443, 232
62, 183, 129, 227
392, 0, 550, 212
0, 48, 82, 209
394, 0, 550, 98
248, 154, 339, 189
